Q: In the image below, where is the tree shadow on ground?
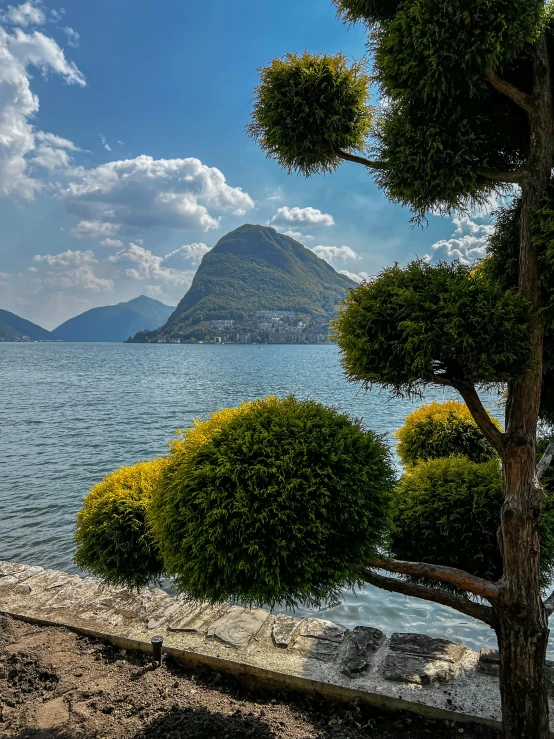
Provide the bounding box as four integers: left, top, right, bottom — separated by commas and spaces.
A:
9, 706, 277, 739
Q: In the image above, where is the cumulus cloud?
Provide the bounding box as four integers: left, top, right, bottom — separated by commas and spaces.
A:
430, 215, 494, 265
269, 206, 335, 227
63, 155, 255, 235
70, 220, 122, 240
1, 1, 46, 27
163, 243, 211, 268
283, 229, 314, 242
0, 22, 85, 199
100, 237, 124, 248
33, 249, 114, 292
339, 270, 369, 284
311, 245, 361, 265
107, 243, 195, 289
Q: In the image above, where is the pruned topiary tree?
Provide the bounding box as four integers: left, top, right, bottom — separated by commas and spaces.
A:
245, 2, 554, 735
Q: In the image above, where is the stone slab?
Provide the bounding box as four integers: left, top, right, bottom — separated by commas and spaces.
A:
299, 618, 348, 643
207, 606, 270, 648
341, 626, 386, 678
384, 633, 468, 686
272, 613, 303, 649
478, 649, 500, 676
167, 603, 228, 633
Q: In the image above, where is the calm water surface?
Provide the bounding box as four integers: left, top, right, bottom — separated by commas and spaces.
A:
0, 342, 532, 653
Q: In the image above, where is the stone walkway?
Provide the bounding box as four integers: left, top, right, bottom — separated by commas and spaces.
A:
0, 560, 545, 729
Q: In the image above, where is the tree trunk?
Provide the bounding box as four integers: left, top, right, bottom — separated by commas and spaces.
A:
497, 34, 554, 739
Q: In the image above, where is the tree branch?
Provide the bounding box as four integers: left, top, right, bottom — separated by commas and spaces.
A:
362, 568, 494, 625
478, 169, 528, 185
337, 150, 386, 170
537, 440, 554, 481
452, 381, 506, 456
485, 69, 535, 114
368, 557, 499, 599
431, 374, 453, 387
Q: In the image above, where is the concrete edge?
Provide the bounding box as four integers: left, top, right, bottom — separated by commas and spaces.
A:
2, 609, 500, 729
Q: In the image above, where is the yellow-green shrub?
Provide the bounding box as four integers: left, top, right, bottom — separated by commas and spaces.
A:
149, 396, 394, 608
74, 459, 166, 589
395, 400, 499, 467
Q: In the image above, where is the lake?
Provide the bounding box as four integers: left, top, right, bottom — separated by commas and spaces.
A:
0, 341, 528, 653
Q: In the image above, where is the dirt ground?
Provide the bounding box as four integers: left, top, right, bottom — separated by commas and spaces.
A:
0, 614, 498, 739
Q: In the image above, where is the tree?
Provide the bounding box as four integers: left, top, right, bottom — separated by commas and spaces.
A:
245, 2, 554, 736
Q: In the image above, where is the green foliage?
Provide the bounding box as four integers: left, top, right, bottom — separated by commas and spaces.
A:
483, 189, 554, 423
149, 396, 394, 608
334, 259, 531, 396
395, 401, 498, 466
247, 53, 373, 176
74, 459, 166, 589
375, 0, 544, 103
333, 0, 401, 24
390, 456, 554, 586
374, 93, 528, 217
131, 225, 355, 342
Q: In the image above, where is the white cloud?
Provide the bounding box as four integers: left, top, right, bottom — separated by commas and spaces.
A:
269, 206, 334, 227
1, 2, 46, 27
431, 215, 494, 265
339, 270, 369, 284
70, 220, 122, 240
100, 237, 124, 248
63, 26, 79, 47
63, 155, 255, 234
107, 242, 194, 288
34, 131, 83, 151
99, 134, 111, 152
0, 24, 85, 199
164, 243, 211, 268
283, 229, 314, 242
32, 249, 114, 292
311, 244, 361, 265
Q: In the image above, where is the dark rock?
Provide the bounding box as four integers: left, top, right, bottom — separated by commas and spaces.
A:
478, 649, 500, 676
383, 633, 468, 686
340, 626, 386, 678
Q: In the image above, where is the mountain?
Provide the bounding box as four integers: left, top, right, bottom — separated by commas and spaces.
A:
128, 224, 357, 342
0, 309, 52, 342
52, 296, 175, 342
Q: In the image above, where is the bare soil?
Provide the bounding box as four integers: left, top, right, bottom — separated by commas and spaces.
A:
0, 615, 498, 739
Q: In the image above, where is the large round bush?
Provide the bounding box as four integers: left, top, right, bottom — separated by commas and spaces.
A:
395, 401, 499, 467
149, 396, 395, 608
74, 459, 166, 589
390, 456, 554, 586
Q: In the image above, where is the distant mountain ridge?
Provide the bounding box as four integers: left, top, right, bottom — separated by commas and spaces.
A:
52, 296, 175, 342
0, 309, 52, 342
129, 224, 356, 342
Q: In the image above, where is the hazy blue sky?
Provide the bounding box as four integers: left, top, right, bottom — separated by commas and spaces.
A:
0, 0, 495, 328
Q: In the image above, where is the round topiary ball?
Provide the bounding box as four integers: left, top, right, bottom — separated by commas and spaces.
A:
395, 401, 499, 467
247, 52, 373, 177
74, 459, 166, 589
389, 456, 554, 586
149, 396, 395, 608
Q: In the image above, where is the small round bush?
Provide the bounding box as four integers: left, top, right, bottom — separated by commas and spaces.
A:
247, 52, 373, 177
150, 396, 395, 608
74, 459, 166, 589
390, 456, 554, 586
334, 259, 530, 396
395, 401, 499, 467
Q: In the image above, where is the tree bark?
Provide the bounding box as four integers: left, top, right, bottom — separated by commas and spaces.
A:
495, 34, 554, 739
